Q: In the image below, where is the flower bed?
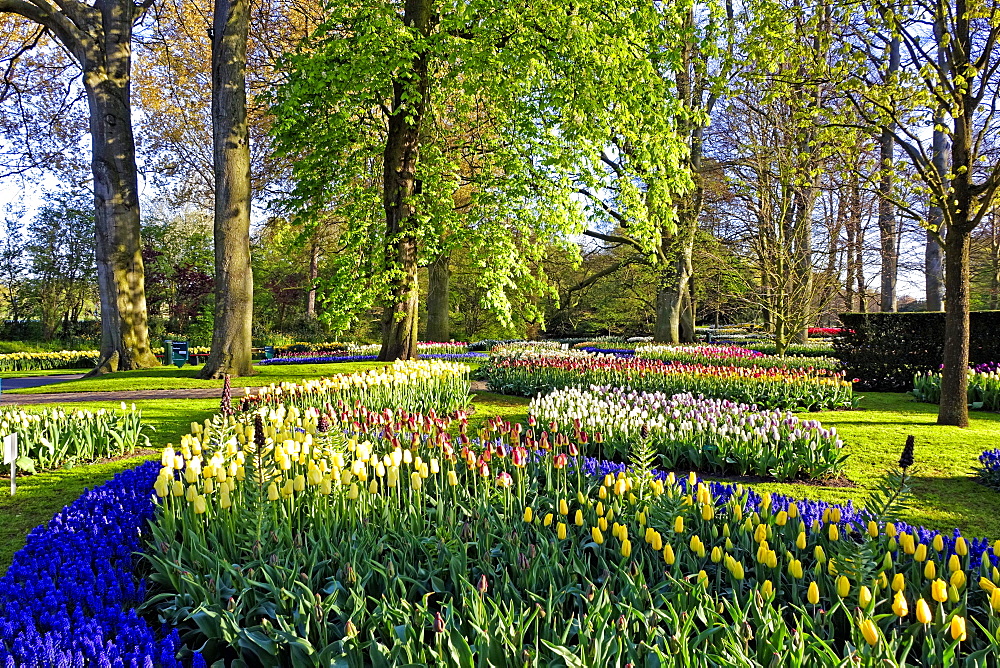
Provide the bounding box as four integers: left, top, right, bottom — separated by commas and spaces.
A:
483, 356, 857, 410
240, 359, 472, 415
809, 328, 843, 337
258, 352, 487, 366
342, 341, 470, 356
143, 406, 999, 665
0, 350, 99, 373
978, 449, 1000, 491
0, 462, 188, 666
636, 343, 840, 370
0, 403, 151, 473
529, 387, 846, 479
912, 367, 1000, 411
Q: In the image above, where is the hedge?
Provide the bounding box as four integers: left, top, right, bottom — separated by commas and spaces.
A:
835, 311, 1000, 391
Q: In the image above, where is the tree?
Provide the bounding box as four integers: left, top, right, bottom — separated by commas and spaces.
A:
25, 193, 98, 340
849, 0, 1000, 427
272, 0, 690, 360
0, 206, 27, 328
0, 0, 159, 373
199, 0, 253, 378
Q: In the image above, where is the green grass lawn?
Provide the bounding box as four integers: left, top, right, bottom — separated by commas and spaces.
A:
6, 361, 395, 394
0, 399, 217, 571
3, 389, 997, 574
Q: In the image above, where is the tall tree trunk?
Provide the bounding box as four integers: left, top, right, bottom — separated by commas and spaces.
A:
938, 229, 971, 426
878, 37, 900, 313
84, 48, 158, 374
378, 0, 430, 362
201, 0, 253, 379
426, 250, 451, 342
927, 16, 948, 312
306, 242, 319, 318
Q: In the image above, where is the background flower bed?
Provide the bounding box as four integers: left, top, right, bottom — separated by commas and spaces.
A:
0, 403, 151, 474
530, 386, 846, 480
483, 355, 856, 411
0, 350, 99, 372
258, 352, 487, 366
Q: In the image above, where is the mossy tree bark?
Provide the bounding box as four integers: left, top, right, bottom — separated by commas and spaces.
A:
426, 251, 450, 342
377, 0, 431, 362
200, 0, 253, 379
0, 0, 159, 375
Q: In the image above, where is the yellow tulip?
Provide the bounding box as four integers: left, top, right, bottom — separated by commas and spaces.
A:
760, 580, 774, 598
574, 510, 583, 526
559, 499, 569, 515
860, 618, 879, 647
828, 524, 839, 542
933, 534, 944, 551
651, 532, 663, 551
948, 554, 961, 572
293, 474, 305, 492
660, 543, 676, 565
711, 546, 722, 563
955, 537, 968, 556
674, 516, 684, 533
368, 480, 378, 494
153, 478, 169, 498
950, 615, 967, 641
837, 576, 850, 598
557, 523, 567, 540
867, 521, 879, 538
807, 581, 819, 605
932, 578, 948, 603
915, 598, 932, 624
596, 502, 605, 517
523, 507, 533, 523
915, 544, 927, 562
859, 585, 872, 608
592, 526, 604, 545
621, 539, 632, 558
924, 560, 936, 580
892, 573, 905, 592
702, 504, 714, 521
348, 483, 360, 499
789, 560, 803, 579
892, 591, 908, 617
543, 513, 554, 527
220, 491, 231, 510
447, 470, 458, 486
991, 587, 1000, 612
950, 569, 966, 590
193, 495, 206, 514
796, 532, 807, 550
598, 517, 608, 532
320, 478, 332, 495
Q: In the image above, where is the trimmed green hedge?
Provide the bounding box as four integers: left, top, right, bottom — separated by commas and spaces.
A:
835, 311, 1000, 391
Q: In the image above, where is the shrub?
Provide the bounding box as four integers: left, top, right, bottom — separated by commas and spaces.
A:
529, 386, 846, 479
836, 311, 1000, 391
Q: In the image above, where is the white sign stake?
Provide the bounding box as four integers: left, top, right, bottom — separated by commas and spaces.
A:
3, 433, 17, 495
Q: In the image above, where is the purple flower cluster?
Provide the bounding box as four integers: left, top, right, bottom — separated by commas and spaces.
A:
257, 353, 488, 366
972, 361, 1000, 374
0, 462, 193, 667
978, 448, 1000, 491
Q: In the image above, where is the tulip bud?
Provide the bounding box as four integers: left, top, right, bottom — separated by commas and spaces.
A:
557, 522, 567, 540
674, 516, 684, 533
891, 591, 908, 617
915, 598, 932, 624
924, 560, 936, 580
891, 573, 905, 592
837, 576, 850, 598
931, 578, 948, 602
663, 544, 676, 565
950, 615, 967, 641
807, 582, 819, 605
859, 585, 872, 608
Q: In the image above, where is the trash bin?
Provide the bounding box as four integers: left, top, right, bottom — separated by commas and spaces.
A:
162, 340, 174, 366
170, 341, 190, 368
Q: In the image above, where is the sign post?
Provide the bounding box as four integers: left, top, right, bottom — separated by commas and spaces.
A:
3, 433, 17, 496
